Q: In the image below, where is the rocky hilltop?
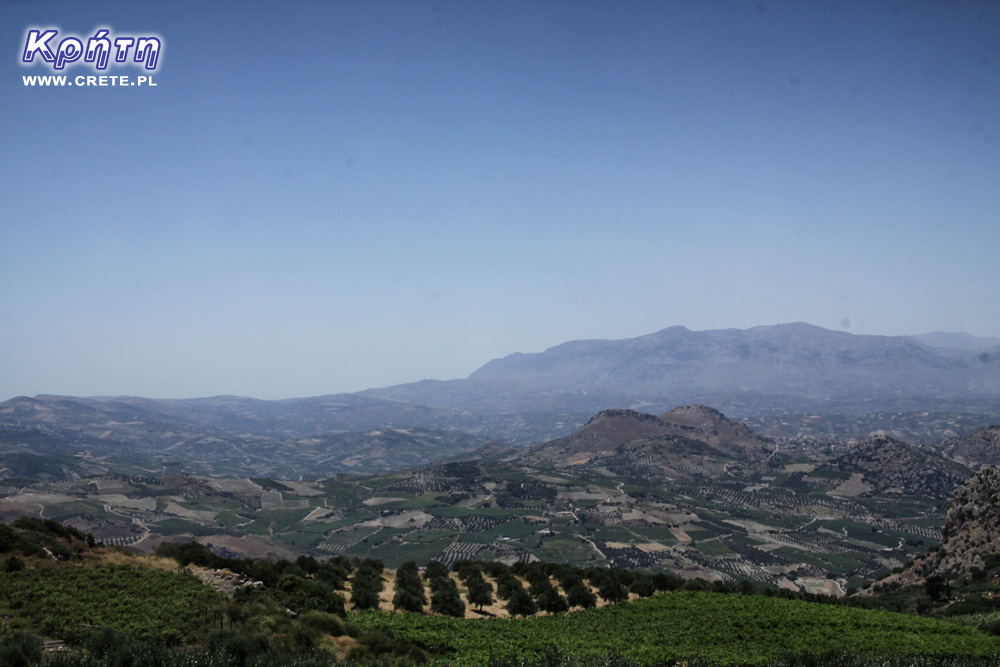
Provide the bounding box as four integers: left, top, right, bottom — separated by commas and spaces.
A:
518, 404, 771, 468
658, 404, 772, 460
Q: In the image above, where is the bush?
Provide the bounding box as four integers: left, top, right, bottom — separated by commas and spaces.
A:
84, 629, 172, 667
0, 632, 42, 667
4, 555, 25, 573
299, 610, 343, 636
206, 630, 273, 667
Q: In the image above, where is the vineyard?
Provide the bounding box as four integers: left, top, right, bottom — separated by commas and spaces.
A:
354, 591, 1000, 665
0, 563, 222, 644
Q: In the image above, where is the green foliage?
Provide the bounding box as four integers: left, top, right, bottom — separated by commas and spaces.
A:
5, 554, 26, 572
467, 576, 494, 610
299, 611, 343, 637
566, 583, 597, 610
496, 572, 524, 601
205, 629, 274, 666
596, 578, 628, 604
84, 628, 175, 666
286, 578, 347, 616
423, 560, 449, 582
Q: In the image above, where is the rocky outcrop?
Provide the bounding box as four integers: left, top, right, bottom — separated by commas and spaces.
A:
869, 466, 1000, 590
186, 566, 262, 595
935, 466, 1000, 572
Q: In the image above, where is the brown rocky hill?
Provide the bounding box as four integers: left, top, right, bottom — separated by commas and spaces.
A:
870, 466, 1000, 590
940, 425, 1000, 469
518, 404, 771, 467
826, 433, 971, 499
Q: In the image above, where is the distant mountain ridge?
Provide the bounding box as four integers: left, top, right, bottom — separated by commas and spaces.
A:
361, 323, 1000, 414
468, 323, 997, 398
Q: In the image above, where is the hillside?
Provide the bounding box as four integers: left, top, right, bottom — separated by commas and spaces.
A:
0, 430, 953, 592
859, 465, 1000, 622
909, 332, 1000, 352
3, 382, 980, 595
658, 404, 773, 460
823, 434, 971, 499
358, 589, 1000, 665
935, 466, 1000, 574
939, 425, 1000, 469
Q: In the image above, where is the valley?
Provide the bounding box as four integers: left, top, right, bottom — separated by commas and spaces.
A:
1, 412, 974, 596
1, 323, 998, 597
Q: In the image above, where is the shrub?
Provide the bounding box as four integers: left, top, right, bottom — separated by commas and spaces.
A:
0, 632, 42, 667
4, 555, 25, 573
299, 610, 343, 636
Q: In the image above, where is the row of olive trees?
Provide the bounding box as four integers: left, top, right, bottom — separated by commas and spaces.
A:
363, 558, 665, 618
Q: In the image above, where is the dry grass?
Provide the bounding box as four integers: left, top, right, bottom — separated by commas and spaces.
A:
79, 547, 180, 571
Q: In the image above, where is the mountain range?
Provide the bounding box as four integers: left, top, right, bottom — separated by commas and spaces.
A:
1, 322, 998, 479
361, 322, 1000, 414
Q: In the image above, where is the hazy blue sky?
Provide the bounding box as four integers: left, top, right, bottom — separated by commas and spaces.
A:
2, 1, 998, 400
